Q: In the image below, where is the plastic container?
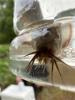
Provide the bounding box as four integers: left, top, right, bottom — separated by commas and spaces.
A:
9, 16, 75, 88
9, 0, 75, 91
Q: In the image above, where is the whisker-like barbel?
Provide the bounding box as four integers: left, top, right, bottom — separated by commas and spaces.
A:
23, 22, 65, 82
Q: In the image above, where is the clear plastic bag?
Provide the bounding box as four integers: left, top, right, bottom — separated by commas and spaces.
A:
13, 0, 75, 34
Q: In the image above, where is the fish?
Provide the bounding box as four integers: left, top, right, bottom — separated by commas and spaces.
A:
23, 20, 70, 83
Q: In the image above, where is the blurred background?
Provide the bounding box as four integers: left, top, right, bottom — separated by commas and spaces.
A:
0, 0, 75, 100
0, 0, 16, 89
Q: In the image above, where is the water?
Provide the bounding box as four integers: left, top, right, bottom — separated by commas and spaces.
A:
10, 16, 75, 92
56, 17, 75, 67
61, 47, 75, 67
9, 54, 75, 92
10, 54, 50, 82
17, 17, 75, 68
